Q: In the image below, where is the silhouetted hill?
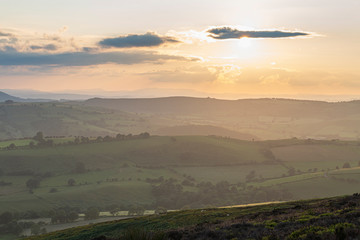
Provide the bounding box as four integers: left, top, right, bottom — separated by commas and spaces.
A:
0, 91, 24, 102
84, 97, 360, 117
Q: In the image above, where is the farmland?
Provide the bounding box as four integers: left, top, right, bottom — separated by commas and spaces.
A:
1, 136, 360, 213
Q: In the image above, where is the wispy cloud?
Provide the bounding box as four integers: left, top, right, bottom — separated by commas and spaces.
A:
99, 32, 180, 48
208, 27, 309, 39
0, 49, 197, 66
0, 31, 13, 37
30, 44, 58, 51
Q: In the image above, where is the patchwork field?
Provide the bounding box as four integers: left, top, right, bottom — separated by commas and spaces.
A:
1, 136, 360, 214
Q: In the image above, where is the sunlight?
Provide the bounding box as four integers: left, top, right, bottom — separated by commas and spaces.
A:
234, 37, 259, 60
238, 37, 252, 49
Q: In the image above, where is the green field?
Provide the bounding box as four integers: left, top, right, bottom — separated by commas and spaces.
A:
1, 136, 360, 214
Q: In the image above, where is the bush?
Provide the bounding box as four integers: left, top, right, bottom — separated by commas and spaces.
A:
343, 162, 351, 168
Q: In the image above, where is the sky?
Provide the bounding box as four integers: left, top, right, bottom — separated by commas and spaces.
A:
0, 0, 359, 99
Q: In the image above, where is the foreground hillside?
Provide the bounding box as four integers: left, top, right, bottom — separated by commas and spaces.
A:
27, 194, 360, 240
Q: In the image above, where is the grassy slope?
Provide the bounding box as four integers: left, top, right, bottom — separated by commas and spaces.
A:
0, 136, 268, 173
1, 137, 360, 212
0, 102, 150, 140
0, 136, 269, 211
26, 194, 360, 240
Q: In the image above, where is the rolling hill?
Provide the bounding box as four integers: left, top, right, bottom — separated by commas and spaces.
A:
2, 97, 360, 140
82, 97, 360, 140
0, 102, 150, 139
1, 136, 360, 214
0, 91, 24, 102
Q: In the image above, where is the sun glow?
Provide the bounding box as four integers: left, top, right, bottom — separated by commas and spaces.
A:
233, 37, 259, 60
238, 37, 252, 49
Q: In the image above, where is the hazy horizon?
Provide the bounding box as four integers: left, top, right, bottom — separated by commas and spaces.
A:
2, 88, 360, 102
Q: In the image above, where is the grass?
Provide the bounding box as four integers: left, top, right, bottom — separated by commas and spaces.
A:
0, 102, 151, 140
1, 136, 360, 213
25, 194, 360, 240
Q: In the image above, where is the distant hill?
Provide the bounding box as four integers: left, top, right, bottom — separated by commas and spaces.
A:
84, 96, 359, 117
82, 97, 360, 140
0, 102, 150, 139
0, 91, 24, 102
0, 91, 51, 102
3, 96, 360, 140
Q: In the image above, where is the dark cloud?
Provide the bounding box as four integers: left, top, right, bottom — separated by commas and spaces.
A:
0, 48, 197, 66
0, 32, 12, 37
99, 32, 180, 48
82, 47, 99, 52
208, 27, 309, 39
30, 44, 58, 51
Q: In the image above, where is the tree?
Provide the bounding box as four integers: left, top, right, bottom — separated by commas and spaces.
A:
116, 133, 125, 140
68, 211, 78, 222
343, 162, 351, 168
103, 135, 113, 142
33, 131, 45, 142
155, 207, 167, 215
0, 211, 13, 224
7, 143, 16, 150
74, 137, 80, 144
139, 132, 150, 138
67, 178, 76, 186
246, 170, 256, 182
129, 205, 145, 216
288, 167, 296, 176
85, 207, 99, 220
26, 178, 41, 191
29, 141, 35, 148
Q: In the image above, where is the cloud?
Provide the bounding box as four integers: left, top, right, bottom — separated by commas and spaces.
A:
0, 48, 197, 66
30, 44, 58, 51
208, 27, 309, 39
0, 32, 13, 37
99, 32, 180, 48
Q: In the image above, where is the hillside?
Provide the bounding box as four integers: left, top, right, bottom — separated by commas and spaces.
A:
0, 91, 24, 102
82, 97, 360, 140
0, 102, 151, 139
3, 97, 360, 140
27, 194, 360, 240
1, 136, 360, 214
0, 101, 255, 141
